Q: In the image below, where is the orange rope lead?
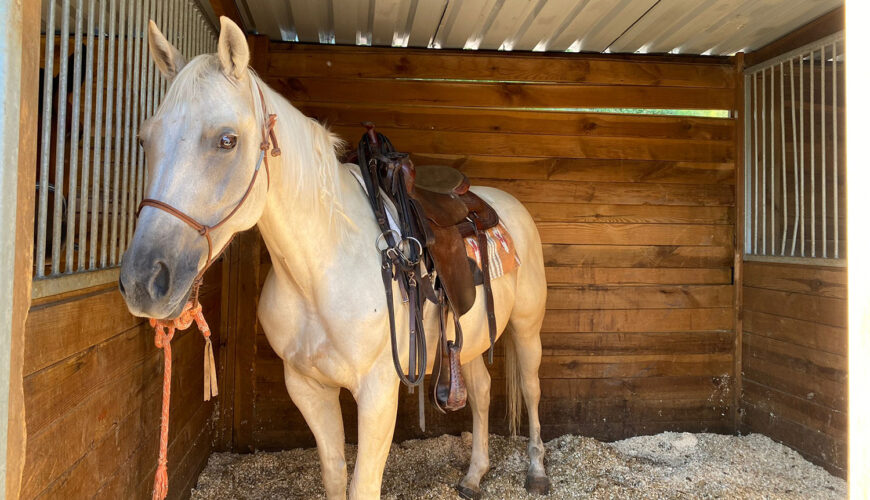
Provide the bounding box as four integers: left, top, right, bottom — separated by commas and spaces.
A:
149, 299, 218, 500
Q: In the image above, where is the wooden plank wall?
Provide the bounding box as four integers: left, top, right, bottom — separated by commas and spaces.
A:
19, 264, 222, 499
225, 42, 739, 451
740, 261, 847, 475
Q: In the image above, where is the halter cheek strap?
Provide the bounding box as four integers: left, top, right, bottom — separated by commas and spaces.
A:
137, 82, 281, 285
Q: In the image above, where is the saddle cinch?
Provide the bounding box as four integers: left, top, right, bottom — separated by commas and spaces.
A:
354, 124, 499, 422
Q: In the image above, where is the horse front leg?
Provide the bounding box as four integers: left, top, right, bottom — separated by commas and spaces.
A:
283, 363, 348, 499
349, 370, 400, 500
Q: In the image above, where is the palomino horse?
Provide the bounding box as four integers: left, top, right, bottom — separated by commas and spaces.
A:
119, 17, 549, 499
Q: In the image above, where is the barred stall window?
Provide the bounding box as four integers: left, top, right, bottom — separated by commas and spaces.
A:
744, 33, 845, 265
34, 0, 216, 296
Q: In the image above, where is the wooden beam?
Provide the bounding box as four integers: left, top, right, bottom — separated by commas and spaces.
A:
745, 6, 844, 67
6, 0, 41, 497
732, 52, 745, 434
209, 0, 245, 30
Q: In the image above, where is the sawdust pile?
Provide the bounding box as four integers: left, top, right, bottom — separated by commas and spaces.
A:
191, 432, 844, 499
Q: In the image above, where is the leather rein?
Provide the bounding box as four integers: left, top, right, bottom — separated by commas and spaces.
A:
137, 82, 280, 287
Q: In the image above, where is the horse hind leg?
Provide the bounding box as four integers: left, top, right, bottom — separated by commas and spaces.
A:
504, 316, 550, 495
456, 356, 491, 500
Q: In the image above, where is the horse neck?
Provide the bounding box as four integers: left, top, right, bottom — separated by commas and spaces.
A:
253, 88, 350, 296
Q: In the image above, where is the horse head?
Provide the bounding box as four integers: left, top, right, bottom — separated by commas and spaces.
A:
120, 17, 269, 319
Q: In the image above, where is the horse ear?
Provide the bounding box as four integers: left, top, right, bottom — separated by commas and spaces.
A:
148, 20, 186, 80
217, 16, 249, 80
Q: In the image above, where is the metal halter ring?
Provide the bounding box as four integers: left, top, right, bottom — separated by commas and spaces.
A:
399, 236, 423, 264
375, 229, 402, 252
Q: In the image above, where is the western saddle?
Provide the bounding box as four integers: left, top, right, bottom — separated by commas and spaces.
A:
353, 124, 499, 424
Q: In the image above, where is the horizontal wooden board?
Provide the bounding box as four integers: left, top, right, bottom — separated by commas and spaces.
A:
542, 307, 732, 334
743, 286, 847, 327
528, 203, 733, 224
532, 353, 732, 379
268, 46, 736, 88
330, 125, 733, 162
475, 179, 734, 206
743, 379, 846, 436
743, 261, 846, 299
406, 154, 735, 185
537, 222, 732, 246
305, 102, 735, 140
742, 334, 846, 411
744, 309, 846, 356
540, 331, 733, 356
546, 285, 732, 310
545, 267, 732, 286
543, 244, 733, 268
270, 77, 737, 110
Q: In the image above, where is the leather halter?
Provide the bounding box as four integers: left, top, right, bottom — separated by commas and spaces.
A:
137, 82, 281, 283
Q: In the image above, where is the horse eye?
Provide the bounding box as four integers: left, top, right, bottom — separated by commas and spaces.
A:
137, 137, 144, 150
219, 134, 237, 150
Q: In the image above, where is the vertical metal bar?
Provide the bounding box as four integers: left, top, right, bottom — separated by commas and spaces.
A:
752, 72, 758, 255
799, 55, 805, 256
761, 68, 766, 254
109, 0, 126, 265
90, 0, 107, 269
120, 0, 136, 256
769, 66, 775, 254
833, 41, 839, 258
65, 0, 84, 272
790, 57, 799, 256
51, 0, 72, 275
780, 61, 787, 255
810, 49, 815, 257
185, 0, 192, 59
133, 0, 149, 217
100, 0, 116, 267
744, 73, 752, 255
36, 0, 57, 277
77, 0, 97, 271
821, 44, 827, 258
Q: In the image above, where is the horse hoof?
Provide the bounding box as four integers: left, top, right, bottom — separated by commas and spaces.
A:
455, 483, 481, 500
524, 474, 550, 495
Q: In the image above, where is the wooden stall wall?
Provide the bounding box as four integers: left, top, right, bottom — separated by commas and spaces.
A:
218, 41, 739, 451
19, 264, 222, 499
740, 262, 846, 475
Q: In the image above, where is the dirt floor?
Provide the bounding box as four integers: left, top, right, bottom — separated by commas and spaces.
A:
191, 432, 845, 499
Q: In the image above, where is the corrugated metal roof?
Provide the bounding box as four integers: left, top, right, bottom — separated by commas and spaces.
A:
228, 0, 842, 55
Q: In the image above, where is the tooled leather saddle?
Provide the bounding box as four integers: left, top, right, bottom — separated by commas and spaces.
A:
353, 124, 499, 425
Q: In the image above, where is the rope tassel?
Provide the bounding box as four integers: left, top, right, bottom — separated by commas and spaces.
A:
149, 299, 217, 500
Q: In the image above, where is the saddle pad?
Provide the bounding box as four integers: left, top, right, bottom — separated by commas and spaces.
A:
465, 222, 520, 281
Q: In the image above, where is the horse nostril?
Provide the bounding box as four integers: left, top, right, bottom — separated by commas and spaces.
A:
118, 277, 126, 297
148, 260, 171, 300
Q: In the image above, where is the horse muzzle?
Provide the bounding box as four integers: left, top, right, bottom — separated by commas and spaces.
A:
119, 236, 200, 319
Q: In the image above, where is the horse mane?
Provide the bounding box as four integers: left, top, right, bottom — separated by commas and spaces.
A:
159, 54, 351, 234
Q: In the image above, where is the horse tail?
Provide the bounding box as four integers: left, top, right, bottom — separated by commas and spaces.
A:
503, 325, 524, 436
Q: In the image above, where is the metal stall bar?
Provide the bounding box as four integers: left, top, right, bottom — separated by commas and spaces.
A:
833, 41, 839, 258
769, 66, 775, 254
90, 0, 107, 269
77, 0, 96, 271
752, 73, 758, 254
133, 0, 149, 222
65, 0, 84, 272
109, 0, 126, 265
100, 0, 117, 267
821, 44, 827, 258
799, 55, 805, 256
51, 0, 71, 275
790, 58, 799, 255
118, 0, 133, 257
36, 0, 56, 277
761, 68, 766, 254
780, 61, 787, 255
810, 49, 815, 257
127, 0, 144, 248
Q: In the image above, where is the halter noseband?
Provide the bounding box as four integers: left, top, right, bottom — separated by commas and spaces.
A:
137, 82, 281, 285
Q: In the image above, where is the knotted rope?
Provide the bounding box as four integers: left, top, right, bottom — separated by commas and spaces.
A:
150, 287, 217, 500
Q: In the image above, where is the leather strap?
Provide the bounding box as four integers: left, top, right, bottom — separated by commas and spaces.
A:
472, 212, 497, 364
